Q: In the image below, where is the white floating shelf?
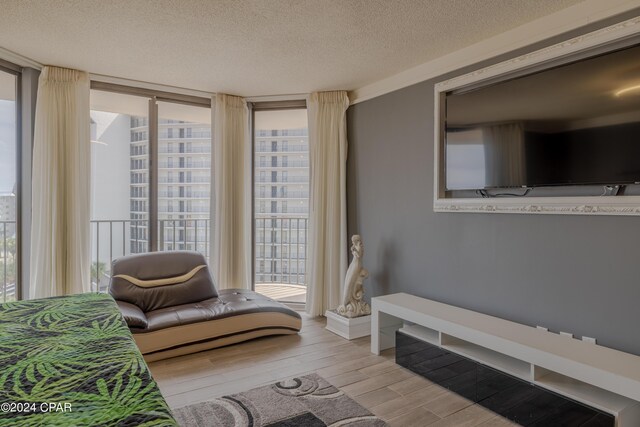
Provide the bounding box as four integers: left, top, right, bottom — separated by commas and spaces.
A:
534, 367, 635, 417
441, 334, 531, 381
399, 324, 440, 346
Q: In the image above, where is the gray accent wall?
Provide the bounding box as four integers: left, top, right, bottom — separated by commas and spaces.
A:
347, 12, 640, 356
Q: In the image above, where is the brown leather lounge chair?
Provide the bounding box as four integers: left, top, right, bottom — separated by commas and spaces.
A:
109, 251, 302, 362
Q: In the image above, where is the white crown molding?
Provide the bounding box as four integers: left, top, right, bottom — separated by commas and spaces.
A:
432, 14, 640, 216
349, 0, 640, 105
0, 46, 42, 70
435, 16, 640, 94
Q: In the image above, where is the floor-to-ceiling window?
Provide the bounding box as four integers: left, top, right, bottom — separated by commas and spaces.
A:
253, 106, 309, 303
89, 86, 210, 291
90, 90, 149, 290
0, 68, 18, 302
157, 101, 211, 255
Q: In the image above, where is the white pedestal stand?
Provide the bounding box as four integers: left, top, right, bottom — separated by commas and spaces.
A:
325, 310, 371, 340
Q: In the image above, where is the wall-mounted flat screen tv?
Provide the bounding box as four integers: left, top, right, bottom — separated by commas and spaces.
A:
445, 43, 640, 191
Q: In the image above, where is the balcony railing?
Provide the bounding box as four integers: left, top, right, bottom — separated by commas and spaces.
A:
256, 160, 309, 168
160, 207, 210, 213
90, 219, 148, 292
257, 207, 308, 214
90, 216, 308, 292
159, 146, 211, 154
159, 176, 210, 183
0, 221, 17, 303
158, 219, 211, 255
130, 147, 148, 156
255, 217, 308, 286
158, 191, 210, 198
0, 217, 310, 298
158, 161, 211, 169
158, 132, 211, 139
256, 191, 309, 199
256, 176, 309, 183
256, 129, 308, 137
255, 144, 308, 153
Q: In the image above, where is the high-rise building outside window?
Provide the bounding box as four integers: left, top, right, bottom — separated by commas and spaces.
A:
254, 108, 308, 303
90, 90, 149, 290
158, 101, 211, 256
90, 90, 211, 291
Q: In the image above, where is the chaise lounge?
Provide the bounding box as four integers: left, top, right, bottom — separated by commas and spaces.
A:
109, 251, 302, 362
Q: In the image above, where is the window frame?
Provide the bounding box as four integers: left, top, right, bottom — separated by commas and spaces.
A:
250, 100, 307, 301
0, 60, 22, 301
89, 81, 210, 255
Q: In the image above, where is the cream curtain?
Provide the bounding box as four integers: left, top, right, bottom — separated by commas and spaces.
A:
305, 91, 350, 316
211, 94, 251, 290
29, 66, 91, 298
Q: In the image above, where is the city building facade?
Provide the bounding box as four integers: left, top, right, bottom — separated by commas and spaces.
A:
90, 103, 309, 297
254, 126, 309, 287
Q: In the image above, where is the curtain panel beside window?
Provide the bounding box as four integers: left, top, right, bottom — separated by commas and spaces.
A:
211, 94, 251, 290
305, 91, 349, 316
30, 66, 91, 298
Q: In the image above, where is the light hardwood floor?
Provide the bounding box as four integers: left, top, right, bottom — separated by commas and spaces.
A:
148, 314, 517, 426
254, 283, 307, 303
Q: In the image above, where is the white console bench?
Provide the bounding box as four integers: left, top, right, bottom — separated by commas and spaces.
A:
371, 293, 640, 426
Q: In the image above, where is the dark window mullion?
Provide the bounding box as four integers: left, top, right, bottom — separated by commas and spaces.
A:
15, 69, 22, 300
149, 98, 159, 252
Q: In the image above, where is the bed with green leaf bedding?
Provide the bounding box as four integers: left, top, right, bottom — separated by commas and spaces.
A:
0, 292, 177, 426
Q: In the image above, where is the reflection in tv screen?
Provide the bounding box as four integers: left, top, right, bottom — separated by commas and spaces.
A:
445, 43, 640, 190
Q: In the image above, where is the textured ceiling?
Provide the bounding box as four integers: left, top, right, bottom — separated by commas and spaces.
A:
0, 0, 584, 97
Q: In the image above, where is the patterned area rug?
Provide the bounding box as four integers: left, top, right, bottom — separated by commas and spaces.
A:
173, 373, 387, 426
